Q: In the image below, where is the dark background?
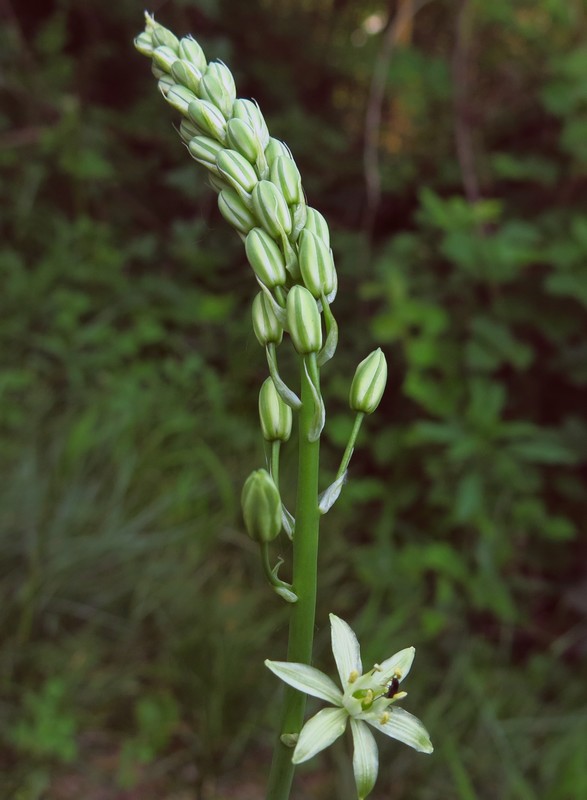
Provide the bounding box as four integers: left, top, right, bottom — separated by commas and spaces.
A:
2, 0, 587, 798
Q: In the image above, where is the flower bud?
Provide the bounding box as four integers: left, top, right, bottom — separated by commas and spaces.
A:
179, 118, 200, 144
227, 118, 261, 163
170, 59, 203, 94
178, 36, 207, 73
187, 98, 227, 142
152, 45, 178, 74
199, 61, 237, 118
264, 137, 292, 167
286, 285, 322, 355
233, 99, 270, 151
218, 188, 257, 234
188, 136, 224, 174
216, 149, 259, 194
303, 207, 330, 247
241, 469, 282, 543
157, 75, 175, 96
245, 228, 287, 288
151, 25, 180, 52
298, 229, 336, 299
349, 348, 388, 414
208, 173, 231, 194
259, 378, 292, 442
270, 156, 303, 206
134, 31, 154, 57
252, 292, 283, 346
165, 84, 198, 116
252, 180, 292, 238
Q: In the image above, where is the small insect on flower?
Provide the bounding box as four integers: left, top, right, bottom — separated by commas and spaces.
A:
384, 672, 401, 699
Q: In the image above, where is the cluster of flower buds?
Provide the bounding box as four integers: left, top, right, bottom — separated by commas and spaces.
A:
135, 13, 337, 364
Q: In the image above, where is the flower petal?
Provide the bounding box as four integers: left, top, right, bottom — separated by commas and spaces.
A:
350, 719, 379, 799
330, 613, 362, 686
265, 660, 343, 705
377, 646, 415, 683
292, 707, 348, 764
364, 706, 433, 754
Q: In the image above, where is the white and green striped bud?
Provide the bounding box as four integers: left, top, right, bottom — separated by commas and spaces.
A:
349, 348, 388, 414
150, 24, 180, 53
178, 36, 207, 73
252, 292, 283, 346
241, 469, 282, 543
165, 84, 198, 116
227, 118, 261, 164
245, 228, 287, 288
286, 285, 322, 355
303, 207, 330, 247
152, 45, 178, 74
170, 59, 203, 94
188, 136, 224, 174
178, 118, 200, 144
187, 98, 227, 142
233, 99, 270, 151
157, 75, 175, 96
134, 31, 154, 58
208, 173, 231, 194
298, 229, 336, 299
218, 188, 257, 234
252, 180, 292, 238
199, 61, 237, 118
270, 156, 303, 206
216, 149, 259, 194
259, 378, 292, 442
264, 137, 292, 167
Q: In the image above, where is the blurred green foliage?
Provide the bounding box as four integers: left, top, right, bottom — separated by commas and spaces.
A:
1, 0, 586, 798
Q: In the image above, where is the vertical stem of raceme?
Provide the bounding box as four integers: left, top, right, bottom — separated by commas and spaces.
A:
266, 359, 321, 800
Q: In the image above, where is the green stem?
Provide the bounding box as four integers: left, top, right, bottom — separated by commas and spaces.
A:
266, 358, 321, 800
337, 412, 364, 479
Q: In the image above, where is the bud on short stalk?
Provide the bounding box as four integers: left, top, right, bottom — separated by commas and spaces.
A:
252, 292, 283, 346
199, 61, 237, 118
252, 180, 292, 238
270, 156, 303, 205
218, 189, 257, 234
259, 378, 292, 442
188, 136, 224, 174
241, 469, 282, 543
152, 45, 178, 73
227, 118, 262, 164
304, 207, 330, 247
171, 59, 203, 94
187, 98, 227, 142
178, 36, 207, 73
166, 84, 198, 116
349, 348, 388, 414
286, 285, 322, 355
245, 228, 287, 288
232, 99, 270, 151
298, 229, 336, 299
216, 149, 259, 194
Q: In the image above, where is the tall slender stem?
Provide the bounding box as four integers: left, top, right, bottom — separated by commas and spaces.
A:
266, 359, 321, 799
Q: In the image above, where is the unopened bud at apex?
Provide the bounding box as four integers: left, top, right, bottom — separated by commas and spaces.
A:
252, 293, 283, 346
245, 228, 287, 288
218, 189, 257, 234
241, 469, 282, 543
178, 36, 207, 73
286, 285, 322, 355
171, 59, 203, 94
252, 180, 292, 238
298, 229, 336, 299
199, 61, 237, 118
259, 378, 292, 442
187, 98, 227, 142
216, 149, 259, 194
349, 348, 388, 414
270, 156, 303, 206
227, 118, 262, 164
165, 84, 198, 116
303, 207, 330, 247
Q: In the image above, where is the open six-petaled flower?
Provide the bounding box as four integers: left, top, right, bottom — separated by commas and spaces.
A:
265, 613, 433, 799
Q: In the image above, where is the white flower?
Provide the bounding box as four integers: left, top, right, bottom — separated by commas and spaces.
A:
265, 613, 433, 799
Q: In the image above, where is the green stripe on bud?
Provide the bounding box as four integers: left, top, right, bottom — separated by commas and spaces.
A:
233, 99, 270, 151
152, 45, 178, 74
259, 378, 292, 442
270, 156, 303, 205
245, 228, 287, 288
151, 24, 180, 53
199, 61, 237, 118
165, 84, 198, 116
134, 31, 154, 57
216, 149, 259, 194
227, 118, 261, 163
218, 188, 257, 234
264, 137, 292, 167
252, 293, 283, 346
349, 348, 388, 414
170, 59, 203, 94
252, 180, 292, 238
304, 207, 330, 247
188, 136, 224, 174
241, 469, 282, 543
187, 98, 227, 142
179, 118, 200, 144
286, 285, 322, 354
178, 36, 207, 73
298, 229, 336, 299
